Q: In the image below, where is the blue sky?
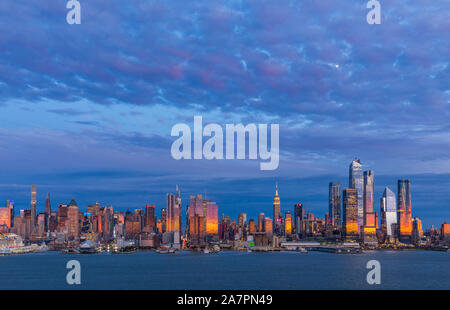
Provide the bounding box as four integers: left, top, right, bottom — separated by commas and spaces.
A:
0, 1, 449, 228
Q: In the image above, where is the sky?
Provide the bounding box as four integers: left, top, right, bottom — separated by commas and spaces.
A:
0, 1, 449, 228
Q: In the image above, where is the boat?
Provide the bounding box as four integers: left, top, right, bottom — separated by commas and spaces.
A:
79, 240, 98, 254
296, 247, 308, 253
34, 244, 49, 253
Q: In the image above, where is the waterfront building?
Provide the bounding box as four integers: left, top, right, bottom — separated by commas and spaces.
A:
380, 187, 397, 239
248, 219, 256, 234
349, 159, 364, 232
362, 171, 377, 244
206, 201, 219, 237
144, 204, 156, 232
167, 186, 182, 240
188, 194, 205, 246
441, 223, 450, 244
294, 203, 305, 236
328, 182, 341, 227
398, 180, 413, 243
0, 207, 11, 229
30, 184, 37, 228
412, 217, 423, 244
7, 200, 14, 228
284, 211, 292, 236
257, 213, 265, 232
264, 217, 273, 235
45, 193, 51, 232
273, 184, 281, 234
67, 199, 79, 240
343, 188, 359, 239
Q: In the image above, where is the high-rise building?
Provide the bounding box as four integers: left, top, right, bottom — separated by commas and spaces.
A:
144, 204, 156, 232
264, 217, 273, 235
167, 186, 182, 233
284, 211, 292, 235
6, 200, 14, 228
45, 193, 51, 232
248, 219, 256, 234
380, 187, 397, 238
343, 188, 358, 238
398, 180, 413, 243
412, 217, 423, 244
273, 184, 281, 234
205, 202, 219, 237
30, 184, 37, 228
294, 203, 305, 235
328, 182, 341, 227
0, 205, 11, 229
67, 199, 79, 240
349, 159, 363, 231
188, 194, 205, 246
257, 213, 265, 232
362, 171, 377, 244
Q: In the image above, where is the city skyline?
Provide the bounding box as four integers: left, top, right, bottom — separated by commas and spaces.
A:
1, 161, 448, 231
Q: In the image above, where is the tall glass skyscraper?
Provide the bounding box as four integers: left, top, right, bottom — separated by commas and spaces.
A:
30, 184, 37, 228
273, 184, 281, 234
343, 188, 358, 238
398, 180, 413, 242
380, 187, 397, 238
328, 182, 341, 227
349, 159, 363, 232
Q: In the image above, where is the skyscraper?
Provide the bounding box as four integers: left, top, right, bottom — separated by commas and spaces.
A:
284, 211, 292, 236
144, 204, 156, 232
349, 159, 363, 231
398, 180, 413, 242
294, 203, 305, 235
273, 184, 281, 234
328, 182, 341, 227
166, 186, 182, 234
67, 199, 79, 240
45, 193, 51, 232
205, 201, 219, 237
343, 188, 358, 238
30, 184, 37, 228
257, 213, 265, 232
362, 171, 377, 244
380, 187, 397, 238
188, 194, 205, 246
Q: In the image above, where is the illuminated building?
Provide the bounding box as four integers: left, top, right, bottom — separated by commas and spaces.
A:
328, 182, 341, 227
412, 217, 423, 244
343, 188, 359, 238
257, 213, 265, 232
380, 187, 397, 238
0, 206, 11, 228
44, 193, 51, 232
294, 203, 305, 235
264, 217, 273, 235
67, 199, 79, 240
160, 208, 167, 233
273, 184, 281, 234
284, 211, 292, 236
206, 201, 219, 236
144, 204, 156, 232
7, 200, 14, 228
238, 213, 247, 229
30, 184, 37, 228
125, 211, 142, 238
362, 171, 377, 244
441, 223, 450, 244
349, 159, 364, 232
248, 219, 256, 233
398, 180, 413, 243
166, 186, 182, 242
188, 194, 205, 246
